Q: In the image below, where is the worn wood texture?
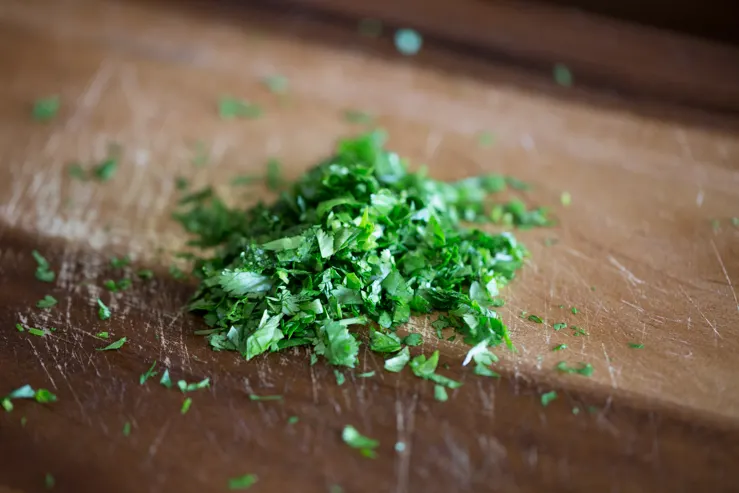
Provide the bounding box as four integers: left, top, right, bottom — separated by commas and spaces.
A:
1, 1, 739, 492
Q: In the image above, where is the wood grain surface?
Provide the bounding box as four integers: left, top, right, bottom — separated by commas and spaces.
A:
1, 1, 739, 492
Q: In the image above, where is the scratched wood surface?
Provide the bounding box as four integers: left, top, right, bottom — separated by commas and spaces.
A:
1, 1, 739, 492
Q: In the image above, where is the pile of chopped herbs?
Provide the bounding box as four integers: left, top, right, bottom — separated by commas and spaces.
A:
175, 131, 530, 369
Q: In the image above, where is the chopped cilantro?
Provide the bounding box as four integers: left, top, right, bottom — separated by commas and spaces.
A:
434, 385, 448, 402
266, 158, 283, 191
15, 323, 24, 332
219, 97, 262, 119
334, 369, 346, 386
110, 256, 131, 269
553, 63, 573, 87
97, 336, 126, 351
96, 332, 109, 339
169, 265, 186, 280
287, 415, 299, 424
103, 280, 117, 291
123, 421, 131, 436
32, 96, 60, 121
356, 371, 375, 378
137, 269, 154, 280
116, 278, 132, 290
527, 314, 543, 324
140, 361, 158, 384
159, 369, 173, 389
181, 397, 193, 415
463, 341, 499, 377
552, 343, 567, 351
370, 329, 402, 353
249, 394, 282, 401
394, 28, 423, 56
628, 342, 644, 349
553, 323, 567, 331
97, 299, 111, 320
560, 191, 571, 206
384, 347, 410, 373
541, 390, 557, 406
32, 250, 55, 283
571, 326, 588, 337
36, 295, 58, 309
344, 110, 373, 124
263, 75, 288, 94
228, 474, 258, 490
342, 425, 379, 458
402, 333, 423, 346
571, 307, 579, 314
175, 176, 189, 191
45, 473, 55, 489
555, 361, 593, 377
27, 328, 46, 337
177, 378, 210, 393
94, 158, 118, 181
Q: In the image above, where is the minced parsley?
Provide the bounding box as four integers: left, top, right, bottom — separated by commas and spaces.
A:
175, 131, 533, 374
555, 361, 593, 377
32, 250, 55, 283
97, 299, 111, 320
342, 425, 379, 458
434, 385, 448, 402
334, 370, 345, 386
228, 474, 258, 490
181, 397, 193, 415
628, 342, 644, 349
552, 323, 567, 331
541, 390, 557, 406
97, 337, 126, 351
36, 295, 58, 309
32, 96, 60, 121
552, 343, 567, 351
123, 421, 131, 436
248, 394, 282, 402
140, 361, 158, 384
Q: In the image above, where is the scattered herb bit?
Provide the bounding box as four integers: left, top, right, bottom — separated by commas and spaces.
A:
229, 474, 258, 490
394, 28, 423, 56
555, 361, 594, 377
96, 331, 109, 339
137, 269, 154, 280
402, 333, 423, 346
491, 199, 551, 228
477, 131, 495, 147
97, 336, 127, 351
1, 399, 12, 412
32, 250, 55, 283
110, 256, 131, 269
571, 307, 579, 314
175, 176, 189, 191
169, 265, 186, 280
15, 323, 24, 332
140, 361, 158, 384
32, 96, 60, 121
97, 299, 111, 320
122, 421, 131, 436
344, 109, 374, 124
263, 75, 289, 94
287, 415, 299, 424
181, 397, 193, 415
94, 158, 118, 182
553, 344, 568, 352
219, 97, 262, 119
334, 369, 346, 386
628, 342, 644, 349
527, 314, 543, 324
159, 369, 173, 389
463, 341, 500, 377
103, 280, 118, 291
45, 473, 55, 490
572, 407, 580, 415
36, 295, 58, 309
27, 328, 46, 337
358, 18, 383, 37
553, 323, 567, 331
356, 371, 375, 378
177, 378, 210, 393
560, 191, 571, 206
541, 390, 557, 406
553, 63, 573, 87
571, 326, 588, 337
21, 416, 27, 426
175, 131, 533, 372
249, 394, 283, 401
434, 384, 448, 402
342, 425, 379, 458
116, 278, 132, 290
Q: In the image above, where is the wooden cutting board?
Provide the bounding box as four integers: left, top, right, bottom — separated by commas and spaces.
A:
1, 1, 738, 492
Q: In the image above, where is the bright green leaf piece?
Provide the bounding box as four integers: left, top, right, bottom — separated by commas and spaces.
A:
541, 390, 557, 407
36, 295, 58, 309
32, 96, 60, 122
342, 425, 379, 458
97, 298, 111, 320
228, 474, 258, 490
97, 336, 126, 351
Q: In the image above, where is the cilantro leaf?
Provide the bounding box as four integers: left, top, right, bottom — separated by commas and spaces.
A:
342, 425, 379, 458
334, 369, 346, 386
32, 250, 55, 283
94, 158, 118, 181
96, 337, 126, 351
27, 328, 46, 337
434, 384, 448, 402
97, 299, 111, 320
541, 390, 557, 406
178, 378, 210, 392
36, 295, 58, 309
384, 347, 410, 372
160, 369, 173, 389
219, 97, 262, 119
228, 474, 258, 490
32, 96, 60, 121
402, 333, 422, 346
628, 342, 644, 349
315, 320, 359, 368
555, 361, 593, 377
249, 394, 282, 401
140, 361, 158, 384
369, 329, 402, 353
245, 311, 284, 360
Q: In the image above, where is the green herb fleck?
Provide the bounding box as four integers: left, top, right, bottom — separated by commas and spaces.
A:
68, 163, 87, 180
402, 333, 423, 346
287, 415, 299, 424
434, 384, 448, 402
177, 378, 210, 393
394, 28, 423, 56
169, 265, 186, 280
219, 97, 262, 119
628, 342, 644, 349
175, 176, 189, 191
159, 369, 173, 389
32, 96, 60, 122
45, 473, 55, 489
96, 332, 109, 339
15, 323, 25, 332
122, 421, 131, 436
334, 369, 346, 386
572, 406, 580, 415
552, 343, 567, 351
32, 250, 55, 283
571, 307, 578, 314
140, 361, 158, 384
555, 361, 593, 377
97, 336, 126, 351
181, 397, 193, 415
110, 256, 131, 269
527, 314, 543, 324
228, 474, 258, 490
541, 390, 557, 406
263, 75, 289, 94
553, 63, 573, 87
27, 328, 46, 337
137, 269, 154, 280
571, 326, 588, 337
394, 441, 406, 452
342, 425, 379, 458
560, 191, 571, 206
553, 323, 567, 331
36, 295, 58, 309
94, 158, 118, 182
97, 299, 111, 320
356, 371, 375, 378
249, 394, 283, 402
20, 416, 27, 426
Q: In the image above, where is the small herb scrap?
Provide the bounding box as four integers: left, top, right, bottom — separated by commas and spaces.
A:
32, 250, 55, 283
137, 269, 154, 280
356, 371, 375, 378
177, 378, 210, 393
249, 394, 282, 402
334, 369, 346, 386
160, 369, 173, 389
434, 384, 448, 402
97, 299, 111, 320
263, 75, 289, 94
140, 361, 158, 384
402, 333, 423, 346
94, 158, 118, 182
628, 342, 644, 349
552, 343, 567, 352
110, 256, 131, 269
342, 425, 379, 458
527, 314, 543, 324
287, 415, 299, 424
553, 63, 573, 87
555, 361, 593, 377
2, 385, 57, 412
384, 347, 411, 373
97, 336, 126, 351
571, 307, 579, 314
541, 390, 558, 407
15, 323, 24, 332
96, 332, 109, 339
181, 397, 193, 415
36, 295, 58, 309
571, 326, 588, 337
553, 323, 567, 331
27, 328, 46, 337
560, 191, 571, 206
228, 474, 258, 490
123, 421, 132, 436
219, 97, 262, 119
32, 96, 60, 121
